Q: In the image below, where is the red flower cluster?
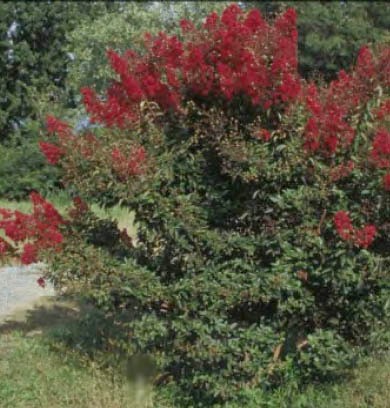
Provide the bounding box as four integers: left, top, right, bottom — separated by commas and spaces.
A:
383, 173, 390, 191
303, 46, 388, 156
329, 161, 355, 182
0, 193, 64, 264
111, 146, 147, 180
46, 115, 71, 136
303, 77, 355, 155
39, 141, 64, 165
334, 211, 354, 241
374, 99, 390, 121
0, 237, 10, 255
333, 211, 376, 249
254, 128, 271, 142
81, 5, 301, 129
355, 46, 375, 79
41, 116, 102, 166
370, 128, 390, 169
39, 115, 76, 165
354, 225, 377, 249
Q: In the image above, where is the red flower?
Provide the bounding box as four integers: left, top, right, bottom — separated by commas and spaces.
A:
375, 99, 390, 121
304, 83, 322, 115
107, 49, 129, 77
254, 129, 271, 142
330, 161, 355, 182
74, 6, 304, 127
354, 225, 377, 249
111, 146, 147, 180
46, 115, 71, 136
334, 211, 377, 248
37, 277, 46, 288
0, 237, 10, 255
39, 141, 64, 165
203, 12, 218, 30
221, 4, 242, 27
383, 173, 390, 191
0, 194, 64, 264
304, 117, 320, 152
244, 9, 266, 33
370, 128, 390, 168
356, 46, 375, 78
334, 211, 354, 241
180, 19, 194, 33
21, 243, 38, 265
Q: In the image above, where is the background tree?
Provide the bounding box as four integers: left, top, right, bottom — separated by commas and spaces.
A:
0, 2, 119, 198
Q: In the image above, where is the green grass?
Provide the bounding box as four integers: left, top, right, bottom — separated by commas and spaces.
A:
0, 332, 157, 408
311, 355, 390, 407
230, 353, 390, 407
0, 299, 173, 408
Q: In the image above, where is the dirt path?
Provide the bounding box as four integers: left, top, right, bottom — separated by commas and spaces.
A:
0, 264, 55, 322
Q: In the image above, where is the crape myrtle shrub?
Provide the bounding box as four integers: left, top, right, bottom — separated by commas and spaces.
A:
1, 4, 390, 405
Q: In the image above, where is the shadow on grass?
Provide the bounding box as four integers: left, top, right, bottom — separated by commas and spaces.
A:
0, 296, 94, 336
0, 296, 154, 380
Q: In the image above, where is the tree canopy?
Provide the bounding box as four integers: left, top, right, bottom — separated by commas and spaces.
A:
0, 2, 118, 142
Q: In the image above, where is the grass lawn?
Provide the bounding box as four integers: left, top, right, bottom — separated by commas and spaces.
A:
0, 297, 173, 408
256, 354, 390, 408
0, 299, 389, 408
0, 331, 156, 408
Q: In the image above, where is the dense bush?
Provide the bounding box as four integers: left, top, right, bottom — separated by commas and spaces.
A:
1, 5, 389, 406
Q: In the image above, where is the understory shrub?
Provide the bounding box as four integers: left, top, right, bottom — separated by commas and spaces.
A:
1, 4, 389, 406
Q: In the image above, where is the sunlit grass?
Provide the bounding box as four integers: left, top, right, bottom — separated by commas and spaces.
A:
0, 332, 161, 408
260, 353, 390, 408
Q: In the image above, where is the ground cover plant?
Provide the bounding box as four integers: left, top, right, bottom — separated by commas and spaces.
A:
0, 4, 389, 406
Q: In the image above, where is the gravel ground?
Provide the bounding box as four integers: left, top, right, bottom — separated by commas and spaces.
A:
0, 264, 55, 321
